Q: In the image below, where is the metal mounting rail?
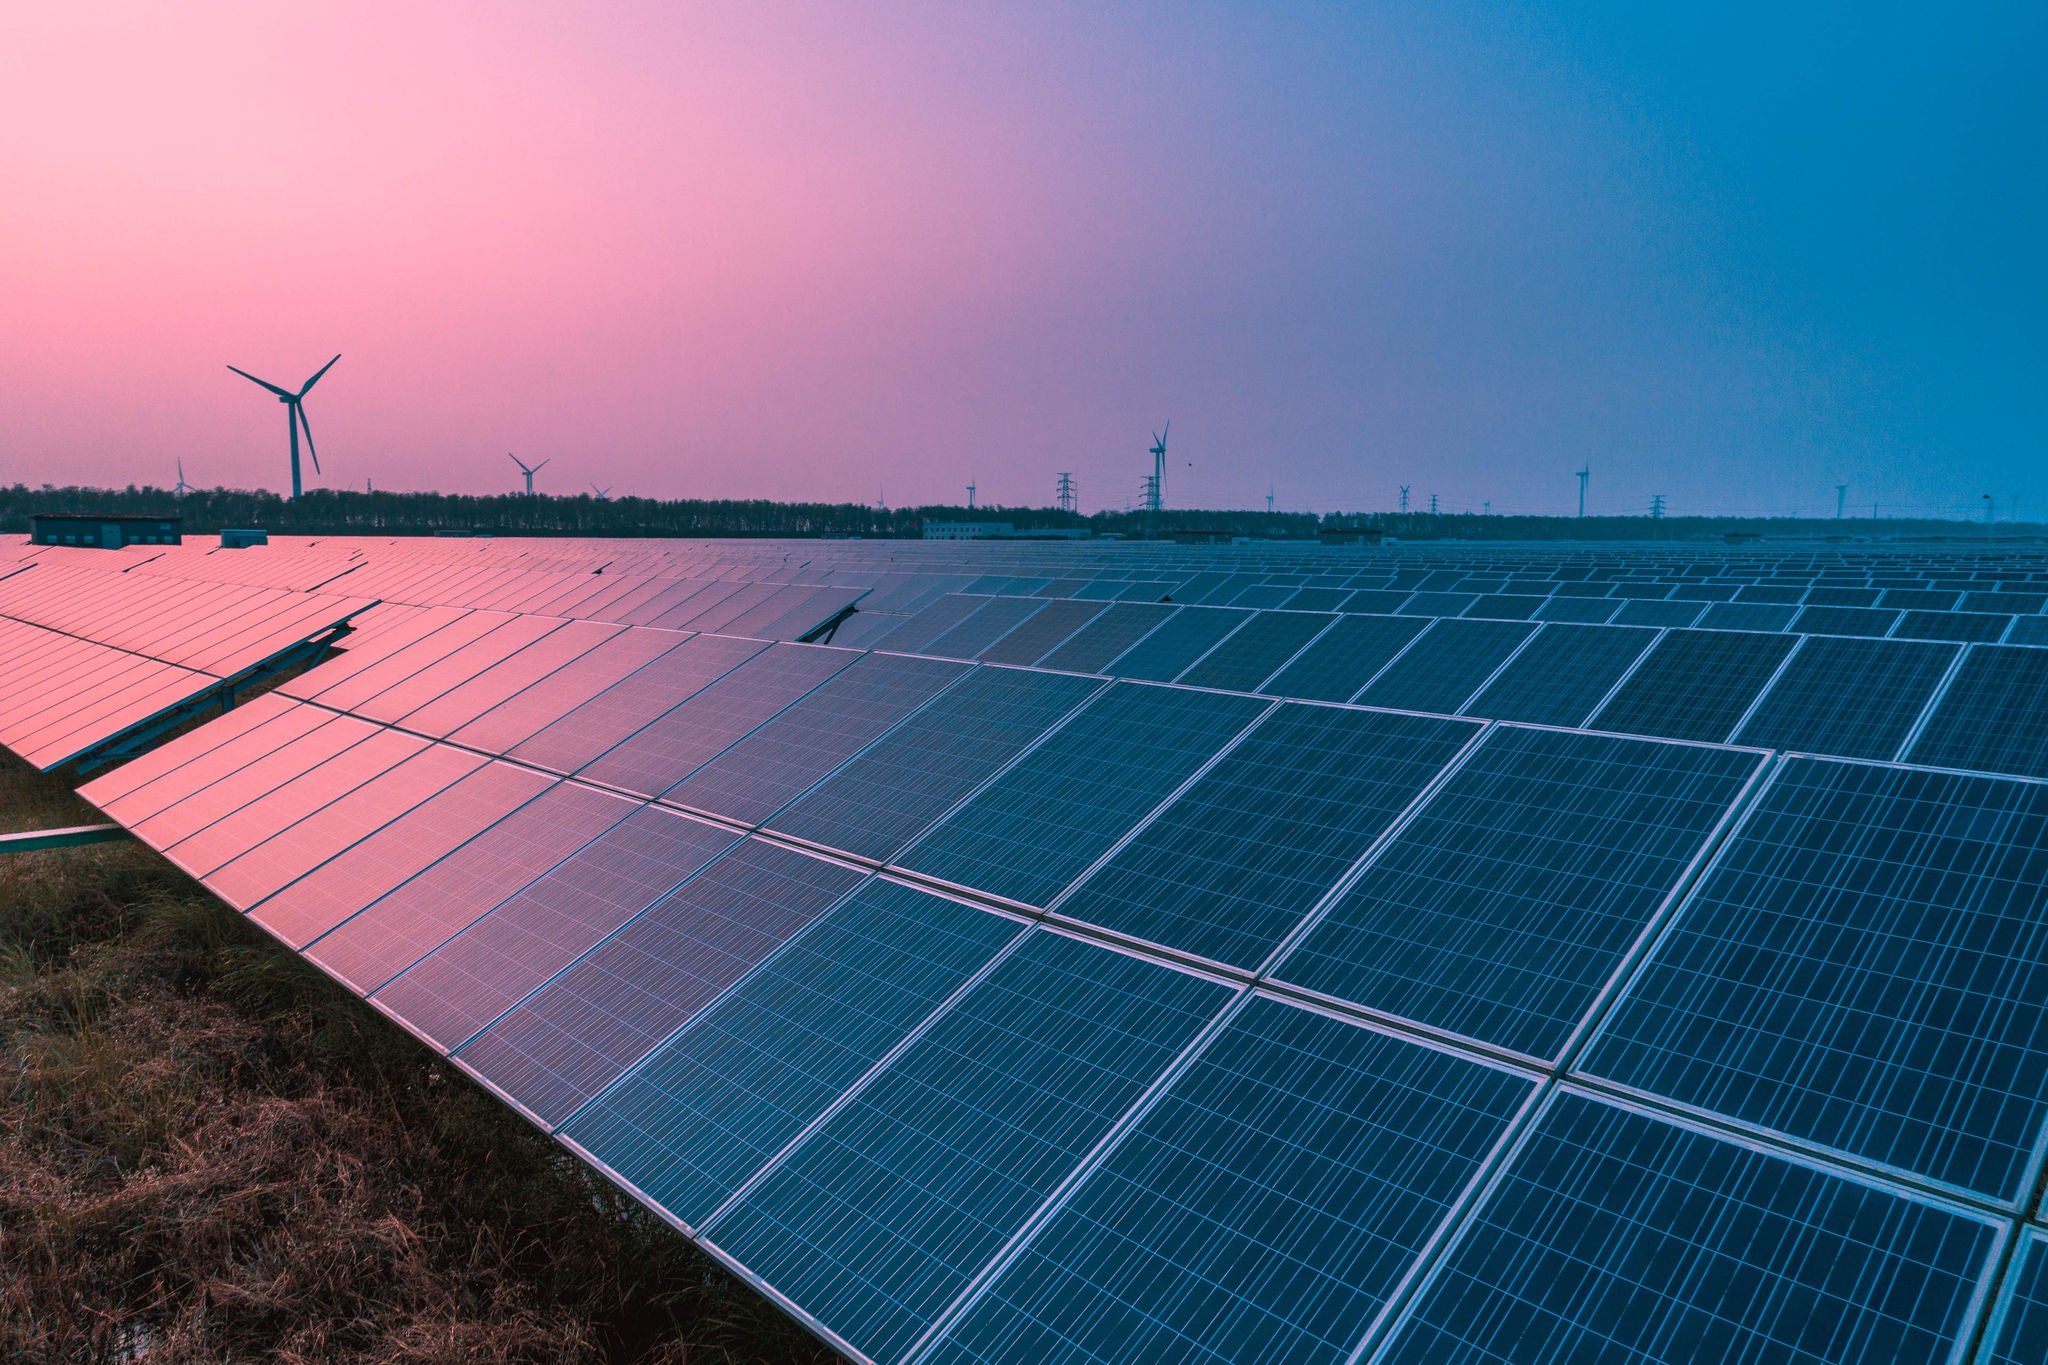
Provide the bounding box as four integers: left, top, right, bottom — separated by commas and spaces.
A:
0, 823, 132, 855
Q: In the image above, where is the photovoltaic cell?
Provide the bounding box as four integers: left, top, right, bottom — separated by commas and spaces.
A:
563, 880, 1025, 1227
395, 620, 619, 738
923, 597, 1048, 661
1896, 610, 2011, 644
767, 667, 1104, 862
898, 682, 1267, 906
455, 839, 867, 1126
507, 633, 765, 775
300, 779, 636, 989
373, 805, 741, 1050
1174, 610, 1333, 692
1732, 635, 1956, 760
1376, 1092, 1997, 1365
577, 643, 856, 797
1258, 614, 1430, 703
976, 598, 1109, 666
1792, 605, 1900, 638
870, 594, 989, 653
1984, 1230, 2048, 1365
1106, 607, 1251, 682
1907, 645, 2048, 779
1036, 603, 1175, 675
707, 931, 1233, 1362
1591, 628, 1796, 743
1054, 705, 1478, 969
1584, 757, 2048, 1201
443, 625, 683, 754
1464, 623, 1657, 727
1277, 726, 1761, 1060
929, 999, 1532, 1365
1355, 619, 1535, 714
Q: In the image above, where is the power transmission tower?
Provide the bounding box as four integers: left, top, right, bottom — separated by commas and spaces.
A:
1576, 465, 1589, 517
1056, 472, 1076, 514
1399, 486, 1410, 513
1649, 494, 1666, 519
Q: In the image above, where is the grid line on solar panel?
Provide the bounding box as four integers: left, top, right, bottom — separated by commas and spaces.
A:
1258, 614, 1431, 703
556, 878, 1028, 1233
1579, 755, 2048, 1206
1906, 644, 2048, 780
1172, 610, 1337, 694
702, 928, 1237, 1363
1732, 634, 1958, 760
1590, 627, 1797, 743
1103, 607, 1250, 682
1045, 704, 1482, 971
1364, 1087, 2003, 1365
1035, 602, 1175, 675
1718, 631, 1811, 743
1271, 725, 1766, 1065
1462, 623, 1657, 728
893, 681, 1270, 908
916, 995, 1538, 1365
1354, 618, 1536, 715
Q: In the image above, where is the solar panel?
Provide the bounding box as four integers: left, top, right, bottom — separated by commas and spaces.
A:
704, 931, 1234, 1362
1275, 725, 1761, 1061
1583, 757, 2048, 1202
894, 682, 1266, 906
975, 598, 1108, 665
1463, 623, 1656, 727
455, 838, 868, 1126
1983, 1229, 2048, 1365
1174, 609, 1333, 691
1051, 704, 1478, 969
507, 632, 764, 774
562, 879, 1026, 1227
926, 998, 1533, 1365
1732, 634, 1956, 759
1104, 607, 1251, 682
1258, 613, 1429, 703
1373, 1091, 1998, 1365
1354, 618, 1535, 714
1906, 644, 2048, 779
922, 597, 1048, 661
1590, 627, 1796, 743
1034, 602, 1175, 674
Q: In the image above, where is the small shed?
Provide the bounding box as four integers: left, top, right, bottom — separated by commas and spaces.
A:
29, 513, 182, 548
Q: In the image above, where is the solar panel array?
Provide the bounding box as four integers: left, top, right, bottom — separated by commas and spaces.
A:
6, 534, 2044, 1363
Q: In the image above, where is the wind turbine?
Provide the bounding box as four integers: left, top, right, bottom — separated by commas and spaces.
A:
1146, 422, 1170, 512
173, 459, 193, 496
590, 482, 612, 500
509, 452, 549, 495
227, 354, 338, 499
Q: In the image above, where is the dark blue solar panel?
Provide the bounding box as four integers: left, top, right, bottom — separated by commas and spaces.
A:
1107, 608, 1252, 682
977, 598, 1109, 666
1697, 601, 1799, 632
1036, 603, 1175, 674
1793, 605, 1900, 638
1984, 1231, 2048, 1365
1584, 757, 2048, 1202
869, 594, 989, 653
1054, 705, 1478, 969
657, 651, 964, 825
1530, 595, 1620, 624
454, 839, 867, 1126
768, 667, 1104, 862
1355, 619, 1535, 714
1377, 1092, 1998, 1365
706, 931, 1234, 1363
507, 633, 765, 775
927, 998, 1532, 1365
1463, 593, 1545, 621
1277, 726, 1760, 1060
1464, 623, 1657, 727
924, 597, 1048, 660
1896, 609, 2012, 644
561, 880, 1024, 1228
1258, 614, 1429, 703
897, 682, 1266, 907
1907, 645, 2048, 779
1175, 610, 1334, 691
1612, 598, 1706, 628
371, 806, 741, 1050
1732, 635, 1956, 760
1591, 628, 1796, 743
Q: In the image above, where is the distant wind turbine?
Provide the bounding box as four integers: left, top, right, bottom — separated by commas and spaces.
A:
227, 354, 339, 499
509, 452, 549, 495
590, 482, 612, 500
173, 459, 193, 496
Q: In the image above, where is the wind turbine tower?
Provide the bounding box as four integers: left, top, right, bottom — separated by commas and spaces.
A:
1144, 423, 1170, 516
966, 480, 977, 510
1577, 465, 1590, 517
509, 453, 549, 495
227, 354, 340, 499
1267, 486, 1276, 514
1835, 483, 1848, 519
173, 459, 193, 496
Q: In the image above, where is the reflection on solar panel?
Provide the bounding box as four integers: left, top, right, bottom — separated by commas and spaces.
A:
1375, 1092, 1997, 1365
1276, 726, 1761, 1060
41, 534, 2048, 1363
1591, 627, 1796, 742
1053, 704, 1478, 968
1584, 757, 2048, 1201
928, 999, 1533, 1365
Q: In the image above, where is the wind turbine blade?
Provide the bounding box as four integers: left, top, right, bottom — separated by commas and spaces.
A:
297, 404, 321, 474
227, 365, 293, 398
1160, 420, 1169, 444
297, 353, 341, 397
534, 459, 550, 474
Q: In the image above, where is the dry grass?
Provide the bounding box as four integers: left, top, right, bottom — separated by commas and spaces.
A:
0, 750, 842, 1365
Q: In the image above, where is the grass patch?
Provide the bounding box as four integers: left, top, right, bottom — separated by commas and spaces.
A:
0, 752, 841, 1364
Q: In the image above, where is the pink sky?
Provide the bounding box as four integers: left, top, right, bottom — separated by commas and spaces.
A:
3, 3, 2040, 517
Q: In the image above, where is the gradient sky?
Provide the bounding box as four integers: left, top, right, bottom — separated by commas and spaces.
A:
2, 2, 2041, 517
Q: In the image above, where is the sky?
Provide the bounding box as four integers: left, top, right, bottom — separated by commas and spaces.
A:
0, 2, 2041, 518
